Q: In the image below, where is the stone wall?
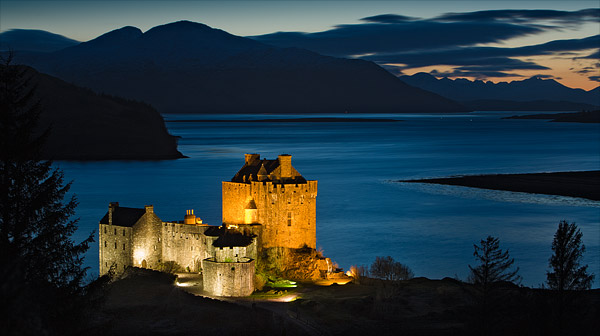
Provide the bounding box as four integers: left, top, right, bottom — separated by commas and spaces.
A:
161, 222, 212, 272
202, 257, 255, 297
222, 180, 317, 249
99, 224, 133, 275
131, 208, 163, 270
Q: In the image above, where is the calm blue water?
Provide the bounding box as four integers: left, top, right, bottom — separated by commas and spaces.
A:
57, 112, 600, 287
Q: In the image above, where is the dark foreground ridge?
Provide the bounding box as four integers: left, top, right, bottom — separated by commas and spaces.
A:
398, 171, 600, 201
504, 110, 600, 123
78, 268, 599, 336
167, 117, 402, 123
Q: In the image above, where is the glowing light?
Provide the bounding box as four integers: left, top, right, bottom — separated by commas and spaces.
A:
133, 249, 146, 265
175, 281, 191, 287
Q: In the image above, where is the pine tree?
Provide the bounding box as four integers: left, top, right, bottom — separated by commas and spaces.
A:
469, 235, 521, 286
0, 55, 94, 334
547, 221, 594, 291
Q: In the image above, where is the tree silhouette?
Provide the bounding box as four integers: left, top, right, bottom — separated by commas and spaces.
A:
0, 55, 94, 335
469, 235, 521, 286
370, 256, 414, 281
468, 236, 520, 335
547, 221, 594, 291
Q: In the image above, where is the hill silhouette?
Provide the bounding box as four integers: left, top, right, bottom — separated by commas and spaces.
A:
400, 72, 599, 111
0, 29, 80, 52
25, 66, 183, 160
13, 21, 467, 114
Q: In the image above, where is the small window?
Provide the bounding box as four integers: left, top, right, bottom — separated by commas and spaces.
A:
154, 245, 157, 251
122, 229, 125, 236
114, 242, 117, 249
122, 243, 125, 250
287, 212, 292, 226
104, 241, 107, 247
105, 262, 107, 267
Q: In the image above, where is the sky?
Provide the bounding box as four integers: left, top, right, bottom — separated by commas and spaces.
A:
1, 0, 599, 90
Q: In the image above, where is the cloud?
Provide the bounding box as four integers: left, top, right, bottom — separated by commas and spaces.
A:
430, 69, 524, 79
360, 14, 419, 23
434, 8, 600, 26
589, 76, 600, 82
252, 20, 541, 57
363, 35, 599, 70
249, 8, 599, 78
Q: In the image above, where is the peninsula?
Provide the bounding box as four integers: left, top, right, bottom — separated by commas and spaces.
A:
399, 171, 600, 201
29, 66, 184, 160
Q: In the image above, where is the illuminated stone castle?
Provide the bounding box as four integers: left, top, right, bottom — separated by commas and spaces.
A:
98, 154, 318, 296
222, 154, 318, 249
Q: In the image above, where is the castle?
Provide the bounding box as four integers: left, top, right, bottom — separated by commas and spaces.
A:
99, 154, 319, 296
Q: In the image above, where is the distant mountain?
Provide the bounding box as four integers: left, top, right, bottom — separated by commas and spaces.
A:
12, 22, 466, 114
400, 72, 599, 111
22, 66, 183, 160
0, 29, 80, 52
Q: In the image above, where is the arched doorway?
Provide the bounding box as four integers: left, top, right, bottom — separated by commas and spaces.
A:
141, 259, 147, 268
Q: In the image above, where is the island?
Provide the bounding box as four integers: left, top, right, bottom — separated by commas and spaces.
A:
398, 171, 600, 201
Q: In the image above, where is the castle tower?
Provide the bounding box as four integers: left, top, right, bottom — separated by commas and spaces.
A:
222, 154, 317, 249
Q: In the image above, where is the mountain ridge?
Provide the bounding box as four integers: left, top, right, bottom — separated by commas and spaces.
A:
400, 72, 599, 110
10, 22, 467, 114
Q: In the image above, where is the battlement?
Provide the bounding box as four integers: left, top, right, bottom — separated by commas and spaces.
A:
231, 154, 307, 184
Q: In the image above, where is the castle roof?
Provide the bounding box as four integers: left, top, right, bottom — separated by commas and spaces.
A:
231, 154, 307, 184
99, 206, 146, 227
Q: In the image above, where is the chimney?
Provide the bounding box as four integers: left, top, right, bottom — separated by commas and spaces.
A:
108, 202, 119, 225
184, 209, 196, 225
145, 205, 154, 213
245, 153, 260, 165
278, 154, 292, 178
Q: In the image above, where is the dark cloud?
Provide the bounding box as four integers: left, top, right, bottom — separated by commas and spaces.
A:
364, 35, 599, 70
434, 8, 600, 26
529, 74, 562, 80
582, 50, 600, 59
589, 75, 600, 82
430, 69, 524, 79
360, 14, 419, 23
249, 8, 599, 78
252, 20, 541, 57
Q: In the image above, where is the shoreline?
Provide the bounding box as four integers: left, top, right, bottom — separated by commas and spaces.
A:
398, 170, 600, 201
166, 117, 402, 123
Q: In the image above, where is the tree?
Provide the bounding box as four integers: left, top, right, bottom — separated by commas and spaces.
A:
370, 256, 414, 281
468, 236, 520, 335
468, 236, 521, 286
0, 55, 94, 335
547, 221, 594, 291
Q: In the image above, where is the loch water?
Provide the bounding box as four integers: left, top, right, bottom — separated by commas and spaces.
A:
58, 112, 600, 287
